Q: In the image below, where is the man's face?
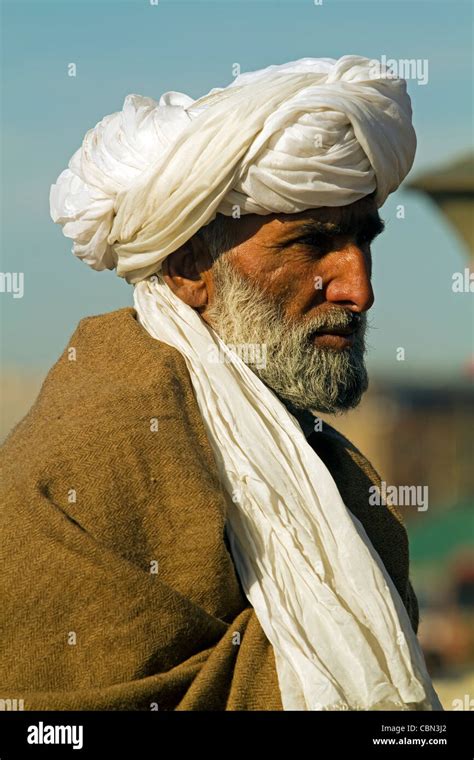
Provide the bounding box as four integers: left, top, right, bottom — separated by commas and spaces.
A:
201, 195, 383, 413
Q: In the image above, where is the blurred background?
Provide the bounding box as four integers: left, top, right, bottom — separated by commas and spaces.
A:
1, 0, 473, 708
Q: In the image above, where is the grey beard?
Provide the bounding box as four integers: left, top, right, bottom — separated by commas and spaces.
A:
204, 255, 369, 414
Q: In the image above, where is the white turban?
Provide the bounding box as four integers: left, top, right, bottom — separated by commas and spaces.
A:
50, 55, 416, 283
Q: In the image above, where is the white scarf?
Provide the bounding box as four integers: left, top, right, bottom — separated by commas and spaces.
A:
133, 274, 442, 712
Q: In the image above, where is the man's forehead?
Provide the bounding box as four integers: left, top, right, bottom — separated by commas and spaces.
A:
229, 196, 379, 245
272, 195, 379, 231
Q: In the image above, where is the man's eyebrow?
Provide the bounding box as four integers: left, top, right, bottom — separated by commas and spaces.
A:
273, 214, 385, 249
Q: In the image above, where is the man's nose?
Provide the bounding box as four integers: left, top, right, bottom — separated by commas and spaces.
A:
324, 244, 375, 313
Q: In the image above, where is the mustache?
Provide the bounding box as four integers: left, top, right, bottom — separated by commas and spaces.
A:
299, 309, 366, 337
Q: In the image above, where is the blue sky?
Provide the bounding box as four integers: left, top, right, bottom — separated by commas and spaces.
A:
1, 0, 473, 381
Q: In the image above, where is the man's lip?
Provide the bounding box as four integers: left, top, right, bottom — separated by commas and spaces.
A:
311, 330, 356, 348
312, 326, 357, 336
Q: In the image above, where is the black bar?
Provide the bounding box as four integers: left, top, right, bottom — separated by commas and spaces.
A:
0, 710, 472, 758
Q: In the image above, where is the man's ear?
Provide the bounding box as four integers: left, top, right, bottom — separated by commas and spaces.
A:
162, 235, 213, 310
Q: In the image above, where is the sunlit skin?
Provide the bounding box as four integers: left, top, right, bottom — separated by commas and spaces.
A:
162, 195, 384, 350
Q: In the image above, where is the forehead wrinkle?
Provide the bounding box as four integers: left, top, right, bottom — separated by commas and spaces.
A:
272, 213, 384, 249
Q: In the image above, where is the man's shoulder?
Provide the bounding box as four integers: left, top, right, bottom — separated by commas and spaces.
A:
57, 305, 188, 391
1, 306, 195, 450
72, 306, 183, 370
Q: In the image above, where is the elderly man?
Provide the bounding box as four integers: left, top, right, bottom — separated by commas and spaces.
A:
0, 56, 441, 711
